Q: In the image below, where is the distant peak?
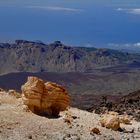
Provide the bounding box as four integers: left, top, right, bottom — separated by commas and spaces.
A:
50, 41, 63, 47
35, 40, 46, 45
15, 40, 46, 45
0, 43, 10, 48
15, 40, 33, 45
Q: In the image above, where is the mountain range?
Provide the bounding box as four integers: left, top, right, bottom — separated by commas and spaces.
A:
1, 40, 140, 75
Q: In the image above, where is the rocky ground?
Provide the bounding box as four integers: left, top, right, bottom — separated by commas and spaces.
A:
0, 91, 140, 140
1, 70, 140, 110
88, 90, 140, 121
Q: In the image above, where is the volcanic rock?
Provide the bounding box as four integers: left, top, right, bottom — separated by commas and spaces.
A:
100, 111, 132, 131
21, 76, 70, 116
100, 112, 120, 131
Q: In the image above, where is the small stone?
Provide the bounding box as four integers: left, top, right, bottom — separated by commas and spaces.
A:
28, 135, 32, 139
69, 126, 72, 128
90, 128, 100, 135
76, 124, 80, 127
72, 116, 77, 119
64, 118, 72, 124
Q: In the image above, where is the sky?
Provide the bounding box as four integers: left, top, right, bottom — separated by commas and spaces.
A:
0, 0, 140, 50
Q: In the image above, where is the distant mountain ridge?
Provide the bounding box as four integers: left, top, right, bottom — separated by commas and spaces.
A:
0, 40, 140, 75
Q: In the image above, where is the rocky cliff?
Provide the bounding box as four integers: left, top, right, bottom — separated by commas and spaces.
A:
0, 40, 140, 74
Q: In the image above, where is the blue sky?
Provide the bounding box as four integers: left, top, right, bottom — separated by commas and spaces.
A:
0, 0, 140, 50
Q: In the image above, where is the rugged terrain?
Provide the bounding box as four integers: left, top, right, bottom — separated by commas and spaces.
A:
1, 40, 140, 75
1, 40, 140, 140
88, 90, 140, 121
1, 66, 140, 109
0, 91, 140, 140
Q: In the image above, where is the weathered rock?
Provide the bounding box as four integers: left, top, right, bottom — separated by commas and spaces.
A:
100, 111, 131, 131
21, 76, 70, 116
100, 112, 120, 131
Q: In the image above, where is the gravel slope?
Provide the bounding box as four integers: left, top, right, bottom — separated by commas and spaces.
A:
0, 93, 140, 140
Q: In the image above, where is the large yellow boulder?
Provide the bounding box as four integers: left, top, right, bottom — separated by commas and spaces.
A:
21, 76, 70, 116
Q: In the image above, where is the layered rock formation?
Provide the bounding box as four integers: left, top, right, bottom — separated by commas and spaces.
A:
0, 40, 140, 75
21, 76, 70, 116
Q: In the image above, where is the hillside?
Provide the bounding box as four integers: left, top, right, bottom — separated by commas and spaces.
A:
0, 91, 140, 140
0, 40, 140, 75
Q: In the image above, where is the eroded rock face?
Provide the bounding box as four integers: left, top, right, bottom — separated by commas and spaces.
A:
21, 76, 70, 116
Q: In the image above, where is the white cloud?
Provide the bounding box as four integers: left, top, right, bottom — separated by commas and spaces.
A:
134, 42, 140, 47
129, 9, 140, 15
117, 8, 140, 15
108, 42, 140, 48
116, 8, 125, 11
27, 6, 82, 13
